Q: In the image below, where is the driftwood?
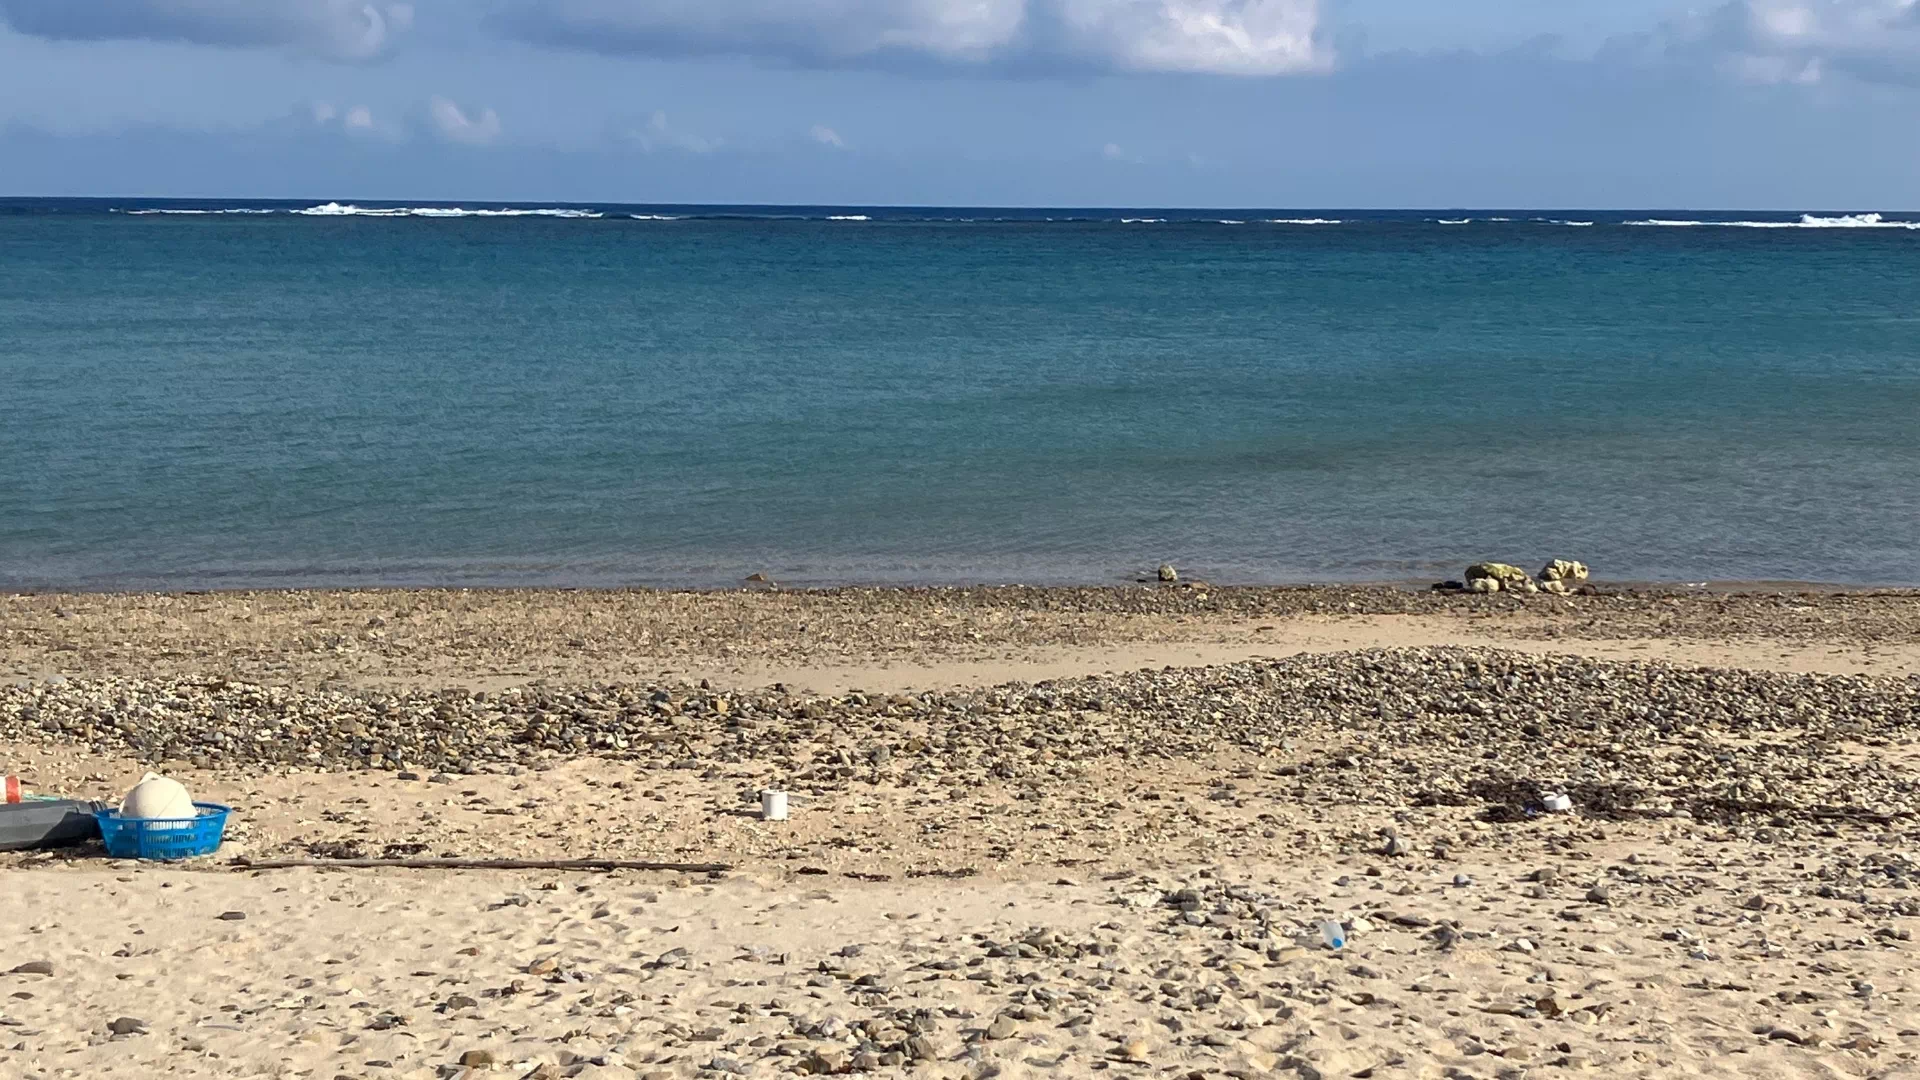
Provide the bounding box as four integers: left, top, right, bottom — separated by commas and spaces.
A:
233, 857, 731, 873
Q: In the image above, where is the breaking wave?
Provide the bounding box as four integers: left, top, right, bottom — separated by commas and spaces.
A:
1625, 212, 1920, 230
294, 203, 602, 218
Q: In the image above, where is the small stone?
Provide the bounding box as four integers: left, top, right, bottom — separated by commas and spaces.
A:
1766, 1027, 1812, 1046
458, 1050, 495, 1069
1383, 835, 1410, 857
1453, 874, 1473, 887
1585, 886, 1611, 905
1121, 1039, 1151, 1063
801, 1049, 847, 1075
108, 1016, 148, 1036
1157, 564, 1178, 582
1503, 938, 1536, 955
1531, 868, 1559, 885
906, 1035, 939, 1061
986, 1015, 1018, 1040
217, 911, 247, 921
526, 956, 560, 976
8, 961, 53, 976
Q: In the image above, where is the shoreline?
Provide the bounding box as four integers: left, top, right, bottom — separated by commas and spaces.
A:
10, 577, 1920, 598
11, 583, 1920, 694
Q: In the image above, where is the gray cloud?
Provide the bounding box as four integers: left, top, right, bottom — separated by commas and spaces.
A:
492, 0, 1329, 76
1639, 0, 1920, 87
0, 0, 414, 60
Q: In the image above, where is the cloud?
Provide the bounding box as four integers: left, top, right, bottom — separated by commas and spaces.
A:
1052, 0, 1325, 74
809, 124, 846, 148
0, 0, 414, 60
1641, 0, 1920, 87
492, 0, 1329, 76
296, 100, 396, 140
619, 111, 721, 153
428, 96, 502, 145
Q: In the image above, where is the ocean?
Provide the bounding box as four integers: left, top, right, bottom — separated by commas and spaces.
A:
3, 198, 1918, 590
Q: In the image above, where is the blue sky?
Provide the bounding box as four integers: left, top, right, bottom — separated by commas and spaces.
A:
1, 1, 1917, 207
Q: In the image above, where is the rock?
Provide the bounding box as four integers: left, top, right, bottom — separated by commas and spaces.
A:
744, 573, 770, 583
1503, 938, 1536, 954
1585, 886, 1611, 905
985, 1015, 1018, 1040
1540, 559, 1590, 583
1465, 562, 1532, 588
458, 1050, 496, 1069
216, 911, 246, 921
801, 1048, 847, 1075
8, 961, 53, 976
1468, 577, 1501, 594
1383, 835, 1409, 857
1120, 1039, 1151, 1063
905, 1035, 939, 1061
1766, 1027, 1814, 1046
108, 1016, 148, 1036
1531, 868, 1559, 885
1541, 579, 1572, 595
1157, 564, 1178, 582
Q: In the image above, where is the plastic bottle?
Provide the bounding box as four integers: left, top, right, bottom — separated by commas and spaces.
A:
1320, 920, 1347, 950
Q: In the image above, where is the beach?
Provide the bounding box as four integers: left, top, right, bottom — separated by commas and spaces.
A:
5, 584, 1920, 1079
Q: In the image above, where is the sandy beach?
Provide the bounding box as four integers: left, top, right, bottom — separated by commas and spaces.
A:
5, 585, 1920, 1080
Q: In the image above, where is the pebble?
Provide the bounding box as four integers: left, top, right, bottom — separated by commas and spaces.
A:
8, 961, 53, 976
4, 646, 1913, 833
107, 1016, 148, 1036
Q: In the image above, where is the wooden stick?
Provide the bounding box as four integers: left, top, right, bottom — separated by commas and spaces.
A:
233, 857, 732, 873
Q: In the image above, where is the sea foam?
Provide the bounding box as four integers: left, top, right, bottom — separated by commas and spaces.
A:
1625, 212, 1920, 229
294, 202, 601, 218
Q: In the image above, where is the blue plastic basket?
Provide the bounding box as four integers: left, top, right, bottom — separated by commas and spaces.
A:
94, 802, 231, 860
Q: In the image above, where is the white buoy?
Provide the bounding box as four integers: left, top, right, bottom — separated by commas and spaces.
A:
760, 790, 789, 821
121, 772, 195, 820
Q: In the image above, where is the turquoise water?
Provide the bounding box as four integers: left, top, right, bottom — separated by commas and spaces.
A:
4, 199, 1918, 589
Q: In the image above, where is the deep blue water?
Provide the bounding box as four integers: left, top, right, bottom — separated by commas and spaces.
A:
4, 197, 1918, 589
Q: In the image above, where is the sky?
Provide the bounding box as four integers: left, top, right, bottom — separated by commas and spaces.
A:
0, 1, 1917, 207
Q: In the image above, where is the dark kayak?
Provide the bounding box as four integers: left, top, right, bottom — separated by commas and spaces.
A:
0, 800, 107, 851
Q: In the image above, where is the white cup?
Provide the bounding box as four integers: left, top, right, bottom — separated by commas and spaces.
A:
760, 791, 789, 821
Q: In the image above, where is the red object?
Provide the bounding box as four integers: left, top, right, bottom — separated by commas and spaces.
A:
3, 776, 18, 803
